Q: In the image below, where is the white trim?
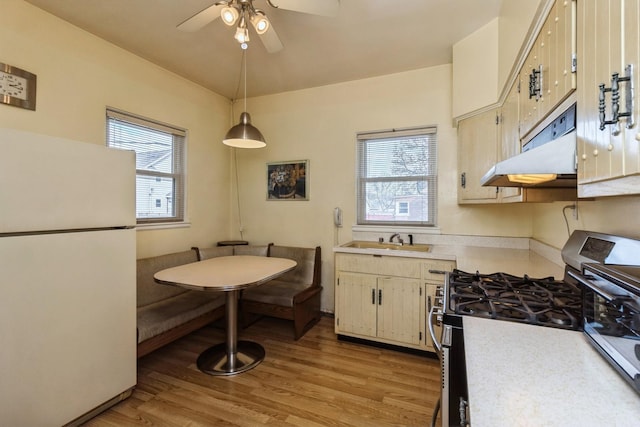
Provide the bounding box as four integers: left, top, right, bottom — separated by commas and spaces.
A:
135, 221, 191, 231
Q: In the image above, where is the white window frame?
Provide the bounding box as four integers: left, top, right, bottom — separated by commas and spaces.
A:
106, 108, 186, 225
356, 126, 437, 226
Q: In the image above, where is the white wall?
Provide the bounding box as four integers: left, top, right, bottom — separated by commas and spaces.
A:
236, 66, 534, 312
2, 0, 232, 258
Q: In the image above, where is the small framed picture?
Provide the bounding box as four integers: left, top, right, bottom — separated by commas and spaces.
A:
267, 160, 308, 200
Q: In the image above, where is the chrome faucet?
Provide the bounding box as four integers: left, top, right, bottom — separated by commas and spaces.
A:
389, 233, 403, 245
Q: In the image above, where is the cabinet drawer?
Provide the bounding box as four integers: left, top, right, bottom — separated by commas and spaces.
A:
335, 254, 421, 278
422, 260, 455, 281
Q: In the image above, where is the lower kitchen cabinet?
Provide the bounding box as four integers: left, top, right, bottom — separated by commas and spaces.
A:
336, 272, 423, 346
334, 252, 454, 353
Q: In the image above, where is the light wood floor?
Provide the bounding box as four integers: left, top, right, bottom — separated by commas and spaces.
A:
85, 316, 441, 426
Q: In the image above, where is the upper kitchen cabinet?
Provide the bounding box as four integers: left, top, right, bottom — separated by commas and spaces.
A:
457, 109, 500, 204
577, 0, 640, 197
498, 80, 524, 202
458, 82, 574, 205
520, 0, 577, 139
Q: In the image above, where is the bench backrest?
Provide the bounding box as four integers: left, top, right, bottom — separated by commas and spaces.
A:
269, 245, 321, 287
194, 246, 233, 261
233, 244, 271, 256
194, 244, 271, 261
136, 250, 198, 307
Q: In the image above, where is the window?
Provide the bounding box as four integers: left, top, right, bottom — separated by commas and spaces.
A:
357, 126, 437, 226
106, 108, 186, 224
396, 201, 409, 216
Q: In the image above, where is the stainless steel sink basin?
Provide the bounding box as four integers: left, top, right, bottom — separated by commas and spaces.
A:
342, 241, 432, 252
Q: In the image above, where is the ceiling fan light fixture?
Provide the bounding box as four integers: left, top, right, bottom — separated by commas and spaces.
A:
250, 12, 270, 34
223, 112, 266, 148
234, 16, 250, 43
220, 6, 240, 26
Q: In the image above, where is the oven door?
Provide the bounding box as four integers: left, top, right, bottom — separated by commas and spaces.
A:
569, 269, 640, 394
429, 307, 469, 427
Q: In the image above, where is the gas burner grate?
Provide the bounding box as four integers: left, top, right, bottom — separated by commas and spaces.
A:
449, 269, 582, 330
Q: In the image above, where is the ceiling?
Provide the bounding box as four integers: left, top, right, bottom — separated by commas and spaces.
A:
24, 0, 502, 100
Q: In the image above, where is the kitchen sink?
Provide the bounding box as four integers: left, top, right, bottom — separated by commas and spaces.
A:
342, 241, 432, 252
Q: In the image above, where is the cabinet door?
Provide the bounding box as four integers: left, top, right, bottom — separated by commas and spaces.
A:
623, 0, 640, 177
553, 0, 577, 104
335, 272, 377, 337
425, 284, 443, 352
376, 277, 423, 345
519, 40, 542, 138
577, 0, 624, 183
499, 81, 523, 201
457, 109, 499, 203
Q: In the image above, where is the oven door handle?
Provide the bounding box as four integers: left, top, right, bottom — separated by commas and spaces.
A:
428, 304, 443, 356
568, 270, 617, 301
430, 397, 440, 427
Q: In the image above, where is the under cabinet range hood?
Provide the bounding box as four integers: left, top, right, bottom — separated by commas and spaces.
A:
481, 104, 577, 188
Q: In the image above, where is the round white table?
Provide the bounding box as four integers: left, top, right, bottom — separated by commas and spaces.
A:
154, 255, 296, 375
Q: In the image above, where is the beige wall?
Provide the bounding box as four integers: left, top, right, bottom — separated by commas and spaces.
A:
2, 0, 233, 259
237, 66, 534, 311
532, 198, 640, 249
452, 18, 499, 117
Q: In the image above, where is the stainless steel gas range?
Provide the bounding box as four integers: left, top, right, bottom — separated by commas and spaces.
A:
428, 230, 640, 427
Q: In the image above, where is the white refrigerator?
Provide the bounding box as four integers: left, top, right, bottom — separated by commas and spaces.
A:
0, 128, 137, 426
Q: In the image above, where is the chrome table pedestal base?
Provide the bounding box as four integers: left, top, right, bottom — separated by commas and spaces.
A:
196, 340, 265, 376
196, 289, 264, 376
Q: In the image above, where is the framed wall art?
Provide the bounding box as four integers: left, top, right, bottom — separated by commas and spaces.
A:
267, 160, 308, 200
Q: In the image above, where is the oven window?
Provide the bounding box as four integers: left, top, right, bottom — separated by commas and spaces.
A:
584, 287, 640, 377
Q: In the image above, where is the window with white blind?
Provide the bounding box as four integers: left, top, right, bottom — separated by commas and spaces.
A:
357, 126, 437, 226
106, 108, 186, 225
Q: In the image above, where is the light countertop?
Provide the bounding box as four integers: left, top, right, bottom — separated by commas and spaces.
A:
334, 242, 565, 279
463, 316, 640, 427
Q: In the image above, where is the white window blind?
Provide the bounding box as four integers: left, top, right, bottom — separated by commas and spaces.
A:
357, 126, 437, 226
106, 108, 186, 224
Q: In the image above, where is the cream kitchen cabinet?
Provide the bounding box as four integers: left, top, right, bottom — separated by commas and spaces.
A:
458, 84, 576, 203
457, 109, 500, 204
577, 0, 640, 197
334, 253, 454, 353
498, 80, 525, 202
520, 0, 576, 139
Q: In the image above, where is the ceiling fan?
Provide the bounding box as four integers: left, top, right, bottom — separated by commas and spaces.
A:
177, 0, 340, 53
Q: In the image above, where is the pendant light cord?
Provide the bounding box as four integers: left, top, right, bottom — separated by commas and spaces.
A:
243, 48, 247, 112
234, 148, 244, 240
231, 48, 247, 240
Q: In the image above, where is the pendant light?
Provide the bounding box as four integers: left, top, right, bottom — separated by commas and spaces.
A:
223, 46, 266, 148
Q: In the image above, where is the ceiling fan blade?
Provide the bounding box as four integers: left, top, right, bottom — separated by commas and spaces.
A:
258, 25, 284, 53
269, 0, 340, 17
177, 4, 224, 32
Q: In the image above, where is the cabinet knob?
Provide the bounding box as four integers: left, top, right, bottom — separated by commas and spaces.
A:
635, 133, 640, 141
582, 153, 587, 160
608, 144, 614, 151
593, 149, 599, 156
